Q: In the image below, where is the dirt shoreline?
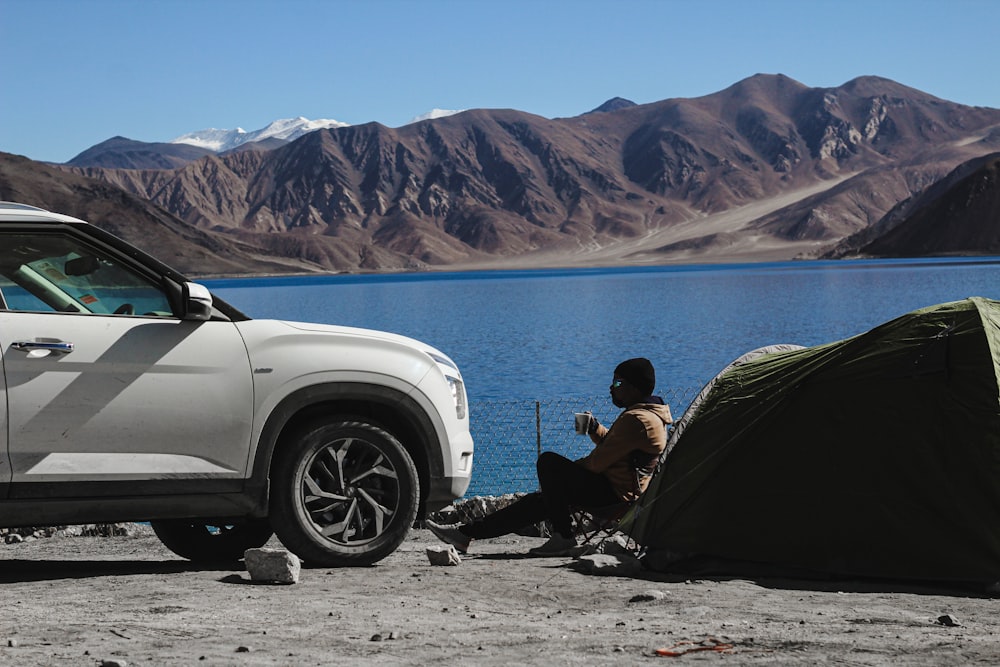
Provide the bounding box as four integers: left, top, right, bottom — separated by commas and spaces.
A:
1, 529, 998, 666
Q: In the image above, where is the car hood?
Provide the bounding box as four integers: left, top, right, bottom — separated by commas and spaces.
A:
276, 320, 458, 367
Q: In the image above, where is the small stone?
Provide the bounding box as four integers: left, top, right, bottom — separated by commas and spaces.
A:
244, 548, 300, 584
7, 639, 18, 648
235, 646, 251, 653
628, 590, 667, 603
100, 660, 128, 667
370, 634, 383, 642
426, 545, 461, 566
570, 554, 642, 577
937, 614, 961, 627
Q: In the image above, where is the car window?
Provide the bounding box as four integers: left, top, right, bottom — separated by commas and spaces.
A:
0, 232, 174, 316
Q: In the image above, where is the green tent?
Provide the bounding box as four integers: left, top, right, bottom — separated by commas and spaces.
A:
632, 297, 1000, 584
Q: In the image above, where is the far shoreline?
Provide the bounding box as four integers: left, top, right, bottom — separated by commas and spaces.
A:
193, 253, 1000, 284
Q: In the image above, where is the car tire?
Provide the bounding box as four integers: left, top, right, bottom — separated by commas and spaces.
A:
150, 519, 274, 562
269, 418, 420, 567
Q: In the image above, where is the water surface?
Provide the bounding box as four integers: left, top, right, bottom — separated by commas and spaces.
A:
207, 257, 1000, 401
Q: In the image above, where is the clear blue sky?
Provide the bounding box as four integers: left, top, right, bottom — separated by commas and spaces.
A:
2, 0, 998, 163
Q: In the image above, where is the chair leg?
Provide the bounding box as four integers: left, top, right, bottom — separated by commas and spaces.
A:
573, 505, 632, 547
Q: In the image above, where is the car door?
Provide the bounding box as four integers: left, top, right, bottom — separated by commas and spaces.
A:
0, 228, 253, 499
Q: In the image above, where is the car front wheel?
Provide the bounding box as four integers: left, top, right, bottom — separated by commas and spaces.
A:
269, 419, 419, 567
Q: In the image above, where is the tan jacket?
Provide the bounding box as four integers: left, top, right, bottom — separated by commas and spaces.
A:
577, 402, 673, 501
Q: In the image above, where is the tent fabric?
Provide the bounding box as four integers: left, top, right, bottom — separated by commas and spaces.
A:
663, 343, 805, 458
632, 297, 1000, 584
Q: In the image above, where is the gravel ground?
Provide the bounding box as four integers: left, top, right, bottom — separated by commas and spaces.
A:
1, 528, 999, 665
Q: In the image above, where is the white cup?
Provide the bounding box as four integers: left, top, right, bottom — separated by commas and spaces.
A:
574, 412, 591, 435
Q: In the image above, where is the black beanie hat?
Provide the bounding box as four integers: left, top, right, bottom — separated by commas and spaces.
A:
614, 357, 655, 396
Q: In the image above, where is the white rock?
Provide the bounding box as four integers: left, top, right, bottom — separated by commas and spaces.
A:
629, 589, 668, 603
571, 554, 642, 577
426, 545, 461, 566
244, 548, 300, 584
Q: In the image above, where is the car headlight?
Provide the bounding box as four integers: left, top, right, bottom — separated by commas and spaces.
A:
445, 375, 467, 420
427, 351, 467, 419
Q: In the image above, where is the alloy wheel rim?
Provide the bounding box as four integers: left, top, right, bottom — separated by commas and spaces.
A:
300, 435, 400, 546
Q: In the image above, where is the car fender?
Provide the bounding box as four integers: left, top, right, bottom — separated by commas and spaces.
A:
233, 320, 463, 501
246, 379, 448, 496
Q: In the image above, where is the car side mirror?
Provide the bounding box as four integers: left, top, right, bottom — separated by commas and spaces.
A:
182, 282, 214, 321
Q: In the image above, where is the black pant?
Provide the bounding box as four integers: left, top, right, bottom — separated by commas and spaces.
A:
460, 451, 621, 539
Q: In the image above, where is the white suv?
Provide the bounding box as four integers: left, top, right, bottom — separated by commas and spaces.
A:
0, 202, 473, 566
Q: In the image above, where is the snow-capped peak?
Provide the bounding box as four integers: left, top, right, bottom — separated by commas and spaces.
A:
171, 117, 350, 152
170, 111, 467, 153
407, 109, 465, 124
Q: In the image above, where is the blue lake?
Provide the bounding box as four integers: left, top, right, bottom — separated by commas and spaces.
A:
206, 258, 1000, 495
206, 257, 1000, 402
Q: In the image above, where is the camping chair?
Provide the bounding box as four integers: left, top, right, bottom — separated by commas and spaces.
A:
572, 446, 666, 550
573, 499, 637, 546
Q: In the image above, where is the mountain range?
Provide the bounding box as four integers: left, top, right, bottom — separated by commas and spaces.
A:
5, 73, 1000, 276
65, 114, 466, 170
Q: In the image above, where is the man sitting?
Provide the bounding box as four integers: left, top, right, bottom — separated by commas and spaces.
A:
427, 358, 672, 556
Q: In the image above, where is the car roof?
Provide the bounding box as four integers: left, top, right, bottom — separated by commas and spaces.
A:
0, 202, 87, 224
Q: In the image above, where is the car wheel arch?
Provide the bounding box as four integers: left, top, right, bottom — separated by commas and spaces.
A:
251, 383, 444, 513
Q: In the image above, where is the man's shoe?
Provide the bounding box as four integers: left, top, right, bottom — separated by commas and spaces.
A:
527, 534, 578, 556
426, 519, 470, 554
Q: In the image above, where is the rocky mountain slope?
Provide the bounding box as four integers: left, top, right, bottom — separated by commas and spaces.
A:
30, 74, 1000, 272
66, 137, 215, 170
0, 152, 322, 276
826, 152, 1000, 258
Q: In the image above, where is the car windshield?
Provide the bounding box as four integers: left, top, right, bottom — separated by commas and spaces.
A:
0, 232, 173, 315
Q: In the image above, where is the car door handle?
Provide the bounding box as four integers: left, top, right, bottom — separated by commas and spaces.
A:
11, 340, 75, 355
